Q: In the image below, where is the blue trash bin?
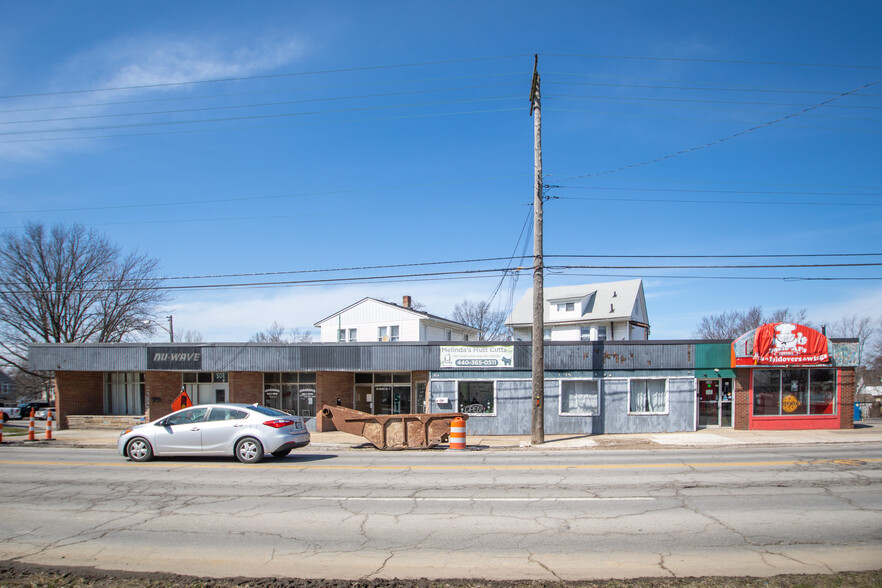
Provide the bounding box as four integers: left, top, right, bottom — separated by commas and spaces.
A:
854, 402, 862, 421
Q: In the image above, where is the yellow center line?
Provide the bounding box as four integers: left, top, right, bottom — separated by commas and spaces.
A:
0, 457, 879, 470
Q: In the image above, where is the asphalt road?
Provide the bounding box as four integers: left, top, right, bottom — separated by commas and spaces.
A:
1, 444, 880, 581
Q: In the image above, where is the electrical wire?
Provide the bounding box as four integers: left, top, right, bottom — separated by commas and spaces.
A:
553, 78, 882, 182
539, 53, 882, 70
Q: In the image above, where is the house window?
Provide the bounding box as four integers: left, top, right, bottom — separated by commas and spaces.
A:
446, 329, 452, 341
560, 380, 600, 415
556, 302, 575, 312
338, 329, 345, 342
458, 381, 495, 415
580, 327, 590, 341
597, 326, 607, 341
753, 368, 836, 416
544, 328, 551, 340
338, 329, 357, 342
378, 326, 400, 342
349, 328, 357, 342
629, 379, 667, 414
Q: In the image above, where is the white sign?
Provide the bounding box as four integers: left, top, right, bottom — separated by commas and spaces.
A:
440, 345, 514, 369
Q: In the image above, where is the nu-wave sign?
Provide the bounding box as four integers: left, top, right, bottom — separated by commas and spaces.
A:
147, 347, 203, 370
440, 345, 514, 369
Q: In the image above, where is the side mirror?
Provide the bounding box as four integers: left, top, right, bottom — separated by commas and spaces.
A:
155, 419, 166, 427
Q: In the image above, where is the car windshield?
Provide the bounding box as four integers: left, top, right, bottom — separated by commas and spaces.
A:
247, 405, 293, 418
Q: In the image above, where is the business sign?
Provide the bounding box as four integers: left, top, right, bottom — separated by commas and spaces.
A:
147, 346, 203, 370
440, 345, 514, 369
732, 323, 830, 367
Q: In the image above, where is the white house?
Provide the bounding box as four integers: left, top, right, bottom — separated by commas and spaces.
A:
314, 296, 480, 343
506, 279, 650, 342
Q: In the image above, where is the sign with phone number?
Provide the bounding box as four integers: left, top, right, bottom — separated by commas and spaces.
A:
440, 345, 514, 369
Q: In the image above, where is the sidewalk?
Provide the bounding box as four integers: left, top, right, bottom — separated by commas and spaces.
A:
4, 419, 882, 450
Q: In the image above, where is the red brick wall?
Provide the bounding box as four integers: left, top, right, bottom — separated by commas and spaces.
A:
839, 368, 855, 429
230, 372, 262, 405
55, 371, 103, 430
316, 372, 354, 431
733, 370, 751, 430
145, 372, 182, 422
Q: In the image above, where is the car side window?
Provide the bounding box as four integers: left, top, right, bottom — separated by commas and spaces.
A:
206, 407, 248, 422
165, 407, 208, 426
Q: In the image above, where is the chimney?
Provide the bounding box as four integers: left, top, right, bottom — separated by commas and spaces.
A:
402, 295, 412, 309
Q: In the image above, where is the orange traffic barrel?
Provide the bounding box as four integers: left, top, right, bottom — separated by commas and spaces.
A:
45, 410, 53, 440
27, 410, 35, 441
449, 416, 466, 450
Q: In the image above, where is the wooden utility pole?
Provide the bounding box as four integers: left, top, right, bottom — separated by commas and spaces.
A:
529, 55, 545, 445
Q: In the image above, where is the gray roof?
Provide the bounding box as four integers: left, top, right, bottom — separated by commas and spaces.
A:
506, 279, 647, 327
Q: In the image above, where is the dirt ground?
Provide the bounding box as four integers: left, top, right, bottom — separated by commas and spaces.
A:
1, 562, 880, 588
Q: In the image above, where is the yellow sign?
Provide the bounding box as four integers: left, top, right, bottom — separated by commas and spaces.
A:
782, 394, 801, 413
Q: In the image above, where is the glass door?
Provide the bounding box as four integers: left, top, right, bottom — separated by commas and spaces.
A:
720, 378, 733, 427
698, 380, 720, 427
355, 385, 372, 413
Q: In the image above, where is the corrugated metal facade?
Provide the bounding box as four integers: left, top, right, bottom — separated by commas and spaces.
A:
30, 341, 699, 373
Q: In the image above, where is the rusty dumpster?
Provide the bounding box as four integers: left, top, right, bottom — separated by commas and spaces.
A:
320, 405, 468, 450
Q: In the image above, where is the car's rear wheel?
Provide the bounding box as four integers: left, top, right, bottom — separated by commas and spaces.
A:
271, 449, 291, 458
235, 437, 264, 463
126, 438, 153, 462
1, 413, 7, 423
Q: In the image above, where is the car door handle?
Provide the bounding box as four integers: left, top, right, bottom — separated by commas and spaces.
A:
233, 424, 244, 428
190, 427, 200, 431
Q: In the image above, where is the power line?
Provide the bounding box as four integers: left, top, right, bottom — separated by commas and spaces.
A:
554, 78, 882, 182
0, 83, 525, 127
549, 185, 882, 197
0, 106, 524, 145
547, 80, 881, 98
547, 195, 882, 208
0, 55, 533, 101
540, 53, 882, 70
0, 94, 523, 137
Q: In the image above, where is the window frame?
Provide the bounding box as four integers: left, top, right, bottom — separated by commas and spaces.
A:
558, 379, 601, 416
752, 368, 838, 417
627, 378, 669, 415
435, 379, 497, 417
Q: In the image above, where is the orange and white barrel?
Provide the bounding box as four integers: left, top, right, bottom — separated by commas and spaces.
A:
45, 411, 53, 440
449, 416, 466, 450
28, 410, 35, 441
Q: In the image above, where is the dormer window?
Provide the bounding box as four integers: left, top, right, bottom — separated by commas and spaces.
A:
556, 302, 575, 312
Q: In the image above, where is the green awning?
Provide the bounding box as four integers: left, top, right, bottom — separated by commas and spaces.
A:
695, 368, 736, 379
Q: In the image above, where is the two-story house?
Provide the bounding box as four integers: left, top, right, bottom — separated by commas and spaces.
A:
506, 279, 649, 341
314, 296, 480, 343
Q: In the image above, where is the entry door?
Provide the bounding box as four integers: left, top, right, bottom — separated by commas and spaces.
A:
698, 380, 720, 427
355, 385, 372, 413
415, 381, 427, 413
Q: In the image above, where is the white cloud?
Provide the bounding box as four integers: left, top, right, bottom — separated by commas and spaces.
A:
0, 34, 308, 164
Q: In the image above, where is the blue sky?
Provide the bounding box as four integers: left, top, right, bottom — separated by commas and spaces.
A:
1, 1, 880, 341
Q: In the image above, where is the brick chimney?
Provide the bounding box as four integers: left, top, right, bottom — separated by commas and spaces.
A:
402, 295, 412, 309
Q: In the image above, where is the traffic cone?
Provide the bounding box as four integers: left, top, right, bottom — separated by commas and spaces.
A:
45, 410, 53, 440
27, 409, 35, 441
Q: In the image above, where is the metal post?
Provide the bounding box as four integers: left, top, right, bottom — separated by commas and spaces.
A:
167, 315, 174, 343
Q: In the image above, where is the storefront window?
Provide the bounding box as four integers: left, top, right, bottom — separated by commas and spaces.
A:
560, 380, 600, 415
458, 381, 495, 414
753, 369, 837, 416
263, 372, 317, 417
103, 372, 145, 415
628, 379, 667, 414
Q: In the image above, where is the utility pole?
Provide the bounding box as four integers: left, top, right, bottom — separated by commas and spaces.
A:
167, 315, 174, 343
529, 54, 545, 445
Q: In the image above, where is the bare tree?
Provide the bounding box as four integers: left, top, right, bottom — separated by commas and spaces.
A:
177, 329, 205, 343
0, 223, 169, 372
452, 299, 509, 341
693, 306, 809, 340
249, 321, 314, 343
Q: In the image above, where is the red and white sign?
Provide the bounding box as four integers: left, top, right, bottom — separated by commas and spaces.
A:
752, 322, 830, 365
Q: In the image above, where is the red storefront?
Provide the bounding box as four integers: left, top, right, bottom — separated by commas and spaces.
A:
731, 323, 856, 430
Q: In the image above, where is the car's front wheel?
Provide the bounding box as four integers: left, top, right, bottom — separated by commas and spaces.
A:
126, 437, 153, 462
235, 437, 264, 463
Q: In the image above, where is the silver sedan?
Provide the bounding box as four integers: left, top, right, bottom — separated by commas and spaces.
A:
118, 404, 310, 464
